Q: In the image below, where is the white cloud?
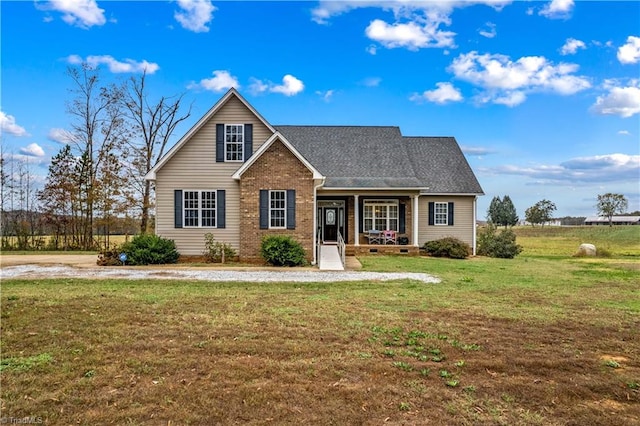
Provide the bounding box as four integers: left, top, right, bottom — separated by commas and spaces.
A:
67, 55, 159, 74
38, 0, 106, 29
19, 143, 45, 158
478, 22, 496, 39
365, 18, 456, 50
539, 0, 574, 19
175, 0, 216, 33
311, 1, 511, 51
366, 44, 378, 55
448, 51, 590, 106
189, 70, 239, 92
560, 38, 586, 55
591, 83, 640, 118
249, 75, 305, 96
410, 82, 463, 104
271, 75, 305, 96
316, 90, 335, 102
617, 36, 640, 64
618, 130, 631, 136
48, 128, 77, 144
489, 153, 639, 185
0, 112, 29, 137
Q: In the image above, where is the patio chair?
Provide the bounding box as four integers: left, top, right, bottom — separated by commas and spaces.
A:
366, 230, 382, 244
383, 230, 397, 245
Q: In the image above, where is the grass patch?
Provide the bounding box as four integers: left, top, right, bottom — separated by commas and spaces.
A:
1, 226, 638, 424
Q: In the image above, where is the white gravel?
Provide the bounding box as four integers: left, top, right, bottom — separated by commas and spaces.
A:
0, 264, 440, 283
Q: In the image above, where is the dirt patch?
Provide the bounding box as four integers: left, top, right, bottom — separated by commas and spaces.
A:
0, 254, 99, 268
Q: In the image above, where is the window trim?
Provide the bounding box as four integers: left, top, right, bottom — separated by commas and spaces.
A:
182, 190, 217, 228
269, 190, 287, 229
224, 124, 244, 162
363, 199, 399, 232
434, 201, 448, 226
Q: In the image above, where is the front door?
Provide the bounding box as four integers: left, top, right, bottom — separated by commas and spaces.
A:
323, 208, 338, 242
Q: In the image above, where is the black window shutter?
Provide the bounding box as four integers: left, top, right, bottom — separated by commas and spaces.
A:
399, 203, 406, 234
244, 124, 253, 162
174, 190, 183, 228
428, 202, 435, 226
217, 190, 226, 228
359, 199, 364, 231
216, 124, 224, 162
286, 189, 296, 230
259, 190, 269, 229
448, 202, 454, 226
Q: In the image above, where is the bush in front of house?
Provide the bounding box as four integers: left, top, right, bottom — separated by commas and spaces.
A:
120, 234, 180, 265
477, 225, 522, 259
203, 233, 237, 263
423, 237, 471, 259
260, 235, 307, 267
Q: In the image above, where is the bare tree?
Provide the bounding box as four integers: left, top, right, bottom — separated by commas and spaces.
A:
65, 64, 125, 249
118, 70, 191, 233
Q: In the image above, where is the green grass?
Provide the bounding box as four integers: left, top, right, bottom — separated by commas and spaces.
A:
1, 226, 639, 424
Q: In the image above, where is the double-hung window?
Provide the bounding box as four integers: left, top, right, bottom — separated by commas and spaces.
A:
363, 200, 399, 231
225, 124, 244, 162
269, 190, 286, 228
434, 202, 448, 225
183, 190, 216, 227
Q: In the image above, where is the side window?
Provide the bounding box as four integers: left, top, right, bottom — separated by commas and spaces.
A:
434, 202, 448, 225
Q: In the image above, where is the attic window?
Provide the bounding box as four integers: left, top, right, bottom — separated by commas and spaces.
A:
225, 124, 244, 162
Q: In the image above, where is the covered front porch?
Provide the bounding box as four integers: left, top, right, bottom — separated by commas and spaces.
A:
316, 192, 422, 258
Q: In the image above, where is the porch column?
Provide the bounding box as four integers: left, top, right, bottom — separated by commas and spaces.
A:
412, 195, 419, 247
354, 195, 360, 246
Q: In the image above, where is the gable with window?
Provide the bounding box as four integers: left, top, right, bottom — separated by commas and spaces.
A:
428, 201, 454, 226
216, 123, 253, 163
173, 190, 226, 228
259, 189, 296, 230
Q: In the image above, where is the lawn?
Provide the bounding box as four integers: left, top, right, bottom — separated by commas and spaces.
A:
1, 227, 639, 425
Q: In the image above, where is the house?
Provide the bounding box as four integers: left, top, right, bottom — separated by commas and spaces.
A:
145, 89, 484, 266
584, 216, 640, 226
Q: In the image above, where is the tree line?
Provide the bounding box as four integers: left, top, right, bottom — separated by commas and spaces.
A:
1, 64, 191, 250
486, 193, 630, 228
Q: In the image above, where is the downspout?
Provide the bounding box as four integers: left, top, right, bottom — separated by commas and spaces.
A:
312, 177, 326, 265
473, 196, 477, 256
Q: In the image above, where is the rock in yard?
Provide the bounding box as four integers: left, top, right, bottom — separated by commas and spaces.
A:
577, 243, 597, 256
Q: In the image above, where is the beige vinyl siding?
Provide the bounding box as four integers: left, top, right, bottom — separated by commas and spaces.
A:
155, 96, 273, 255
418, 196, 476, 248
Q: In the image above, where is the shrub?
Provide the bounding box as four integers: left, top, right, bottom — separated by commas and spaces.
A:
120, 234, 180, 265
423, 237, 471, 259
203, 233, 237, 263
260, 235, 307, 266
477, 225, 522, 259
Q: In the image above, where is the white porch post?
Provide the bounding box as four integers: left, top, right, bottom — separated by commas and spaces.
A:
354, 194, 360, 246
412, 195, 419, 247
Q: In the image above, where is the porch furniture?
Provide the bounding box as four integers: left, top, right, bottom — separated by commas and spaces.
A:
366, 230, 382, 244
383, 230, 397, 245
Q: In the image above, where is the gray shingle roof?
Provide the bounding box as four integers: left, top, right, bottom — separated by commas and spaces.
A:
274, 125, 483, 194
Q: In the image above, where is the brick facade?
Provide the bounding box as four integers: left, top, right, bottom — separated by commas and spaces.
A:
239, 139, 315, 262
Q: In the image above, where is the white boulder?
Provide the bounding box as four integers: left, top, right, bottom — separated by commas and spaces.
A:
576, 243, 597, 256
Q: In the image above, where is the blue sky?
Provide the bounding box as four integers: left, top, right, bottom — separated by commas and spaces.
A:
2, 0, 639, 218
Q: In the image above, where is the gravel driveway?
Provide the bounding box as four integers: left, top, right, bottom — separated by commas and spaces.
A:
0, 255, 440, 283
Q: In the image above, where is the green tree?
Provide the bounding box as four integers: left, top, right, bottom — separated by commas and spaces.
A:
487, 195, 519, 228
525, 199, 557, 227
596, 193, 628, 227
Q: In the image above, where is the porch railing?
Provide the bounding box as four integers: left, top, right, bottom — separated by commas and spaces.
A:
337, 230, 346, 268
316, 226, 321, 267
